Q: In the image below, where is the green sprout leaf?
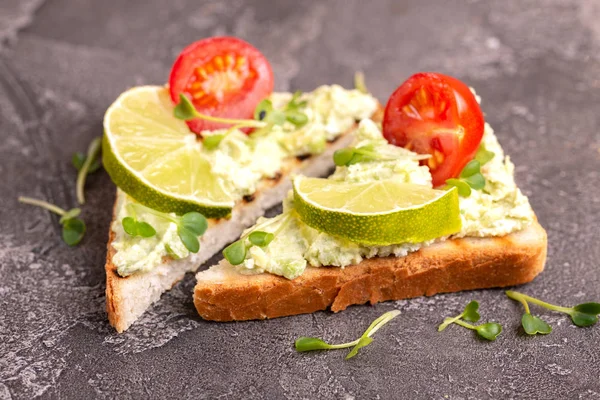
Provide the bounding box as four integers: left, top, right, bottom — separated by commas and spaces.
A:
174, 94, 199, 120
248, 231, 275, 247
345, 337, 374, 360
445, 179, 472, 197
203, 134, 225, 150
223, 240, 247, 265
475, 143, 495, 165
164, 243, 182, 260
295, 337, 336, 352
122, 216, 138, 236
180, 212, 208, 236
122, 216, 156, 238
569, 311, 598, 327
333, 144, 398, 167
254, 98, 274, 120
521, 314, 552, 335
462, 300, 481, 323
61, 218, 86, 246
460, 160, 481, 178
333, 148, 356, 166
285, 110, 309, 127
287, 91, 307, 110
177, 227, 200, 253
475, 323, 503, 341
294, 310, 401, 359
462, 173, 486, 190
573, 303, 600, 314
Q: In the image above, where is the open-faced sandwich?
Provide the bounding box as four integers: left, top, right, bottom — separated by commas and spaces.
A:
193, 72, 547, 321
102, 37, 381, 332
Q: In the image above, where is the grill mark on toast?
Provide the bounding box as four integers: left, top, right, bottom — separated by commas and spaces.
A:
269, 172, 282, 183
243, 194, 255, 203
296, 154, 311, 161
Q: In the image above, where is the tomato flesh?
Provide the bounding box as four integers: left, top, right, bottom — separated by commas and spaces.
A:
382, 72, 484, 187
169, 37, 274, 134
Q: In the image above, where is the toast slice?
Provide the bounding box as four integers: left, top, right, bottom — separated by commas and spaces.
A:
193, 220, 547, 321
106, 107, 383, 332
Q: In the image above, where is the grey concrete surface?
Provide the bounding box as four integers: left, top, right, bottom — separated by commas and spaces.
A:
1, 0, 600, 399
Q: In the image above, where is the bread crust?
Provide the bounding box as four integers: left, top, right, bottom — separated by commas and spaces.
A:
193, 221, 547, 321
105, 107, 383, 332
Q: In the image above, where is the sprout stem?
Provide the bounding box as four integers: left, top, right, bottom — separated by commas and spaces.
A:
18, 196, 66, 216
76, 137, 102, 204
453, 319, 477, 330
506, 291, 572, 314
129, 202, 179, 224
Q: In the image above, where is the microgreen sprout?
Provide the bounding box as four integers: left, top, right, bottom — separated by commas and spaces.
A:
250, 94, 309, 138
18, 196, 86, 246
121, 202, 207, 253
175, 93, 309, 148
445, 159, 486, 197
75, 137, 102, 205
438, 301, 502, 341
295, 310, 401, 359
122, 204, 156, 238
223, 211, 292, 265
475, 142, 495, 165
506, 291, 600, 331
354, 71, 368, 94
333, 144, 394, 167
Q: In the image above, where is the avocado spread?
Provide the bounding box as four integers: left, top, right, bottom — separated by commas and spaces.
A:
111, 85, 378, 277
234, 119, 535, 279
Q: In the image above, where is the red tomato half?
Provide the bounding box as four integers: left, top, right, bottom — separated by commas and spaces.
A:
169, 37, 274, 133
382, 72, 485, 187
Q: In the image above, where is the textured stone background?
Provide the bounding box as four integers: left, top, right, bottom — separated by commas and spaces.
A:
1, 0, 600, 399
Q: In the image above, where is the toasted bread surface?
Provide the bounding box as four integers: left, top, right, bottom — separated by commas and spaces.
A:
193, 221, 547, 321
104, 108, 384, 332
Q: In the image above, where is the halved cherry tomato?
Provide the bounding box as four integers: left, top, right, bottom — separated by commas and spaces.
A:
169, 37, 274, 134
382, 72, 484, 187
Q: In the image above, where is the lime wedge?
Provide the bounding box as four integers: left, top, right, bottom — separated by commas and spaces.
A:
103, 86, 232, 218
293, 176, 461, 245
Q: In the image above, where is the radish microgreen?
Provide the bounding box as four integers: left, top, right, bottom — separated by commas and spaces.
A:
506, 291, 600, 332
174, 93, 309, 148
251, 94, 309, 138
295, 310, 400, 359
438, 301, 502, 341
223, 211, 292, 265
333, 144, 395, 167
121, 202, 207, 253
75, 137, 102, 205
475, 143, 495, 165
445, 159, 486, 197
18, 196, 86, 246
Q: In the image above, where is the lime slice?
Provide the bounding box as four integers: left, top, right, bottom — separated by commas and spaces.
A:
103, 86, 232, 218
293, 176, 461, 245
